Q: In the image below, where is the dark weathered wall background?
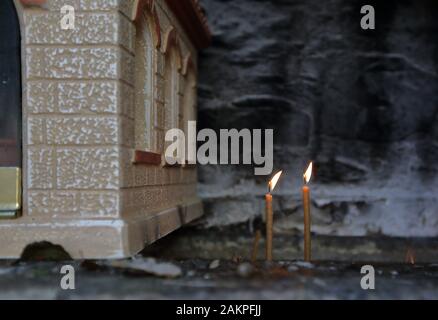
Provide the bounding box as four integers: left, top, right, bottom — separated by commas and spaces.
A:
196, 0, 438, 237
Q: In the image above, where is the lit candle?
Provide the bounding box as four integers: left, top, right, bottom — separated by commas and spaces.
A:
265, 170, 282, 262
302, 162, 313, 262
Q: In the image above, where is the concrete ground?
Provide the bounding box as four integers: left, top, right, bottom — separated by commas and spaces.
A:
1, 228, 438, 299
1, 259, 438, 299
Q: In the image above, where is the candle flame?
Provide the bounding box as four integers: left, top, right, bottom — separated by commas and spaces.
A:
303, 162, 313, 184
269, 170, 283, 193
405, 247, 416, 265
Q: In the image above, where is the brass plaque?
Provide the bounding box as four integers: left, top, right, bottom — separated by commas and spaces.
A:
0, 167, 21, 218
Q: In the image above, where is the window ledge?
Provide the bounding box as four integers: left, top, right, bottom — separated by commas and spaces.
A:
163, 158, 197, 168
133, 150, 161, 166
133, 151, 197, 168
163, 157, 184, 168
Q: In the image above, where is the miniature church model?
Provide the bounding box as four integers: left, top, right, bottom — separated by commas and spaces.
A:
0, 0, 210, 258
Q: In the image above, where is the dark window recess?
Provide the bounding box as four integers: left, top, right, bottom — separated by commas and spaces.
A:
0, 0, 21, 167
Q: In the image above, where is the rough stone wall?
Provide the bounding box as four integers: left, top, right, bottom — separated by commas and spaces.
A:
197, 0, 438, 237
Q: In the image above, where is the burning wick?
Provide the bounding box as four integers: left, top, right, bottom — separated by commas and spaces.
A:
265, 170, 282, 262
405, 247, 416, 265
302, 162, 313, 262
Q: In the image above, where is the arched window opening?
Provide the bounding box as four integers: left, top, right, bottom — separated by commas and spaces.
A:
164, 47, 180, 135
134, 13, 155, 152
181, 69, 197, 137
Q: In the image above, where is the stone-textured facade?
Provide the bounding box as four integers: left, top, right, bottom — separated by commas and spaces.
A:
0, 0, 210, 258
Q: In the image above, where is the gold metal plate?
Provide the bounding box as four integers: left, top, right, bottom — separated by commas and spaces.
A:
0, 167, 21, 218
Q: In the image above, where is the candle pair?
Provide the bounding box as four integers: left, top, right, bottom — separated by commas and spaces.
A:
265, 162, 313, 262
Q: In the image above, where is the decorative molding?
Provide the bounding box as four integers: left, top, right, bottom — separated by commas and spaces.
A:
134, 0, 211, 49
161, 26, 176, 53
21, 0, 210, 49
132, 0, 152, 21
162, 27, 183, 71
165, 0, 211, 49
182, 53, 197, 76
134, 0, 161, 49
